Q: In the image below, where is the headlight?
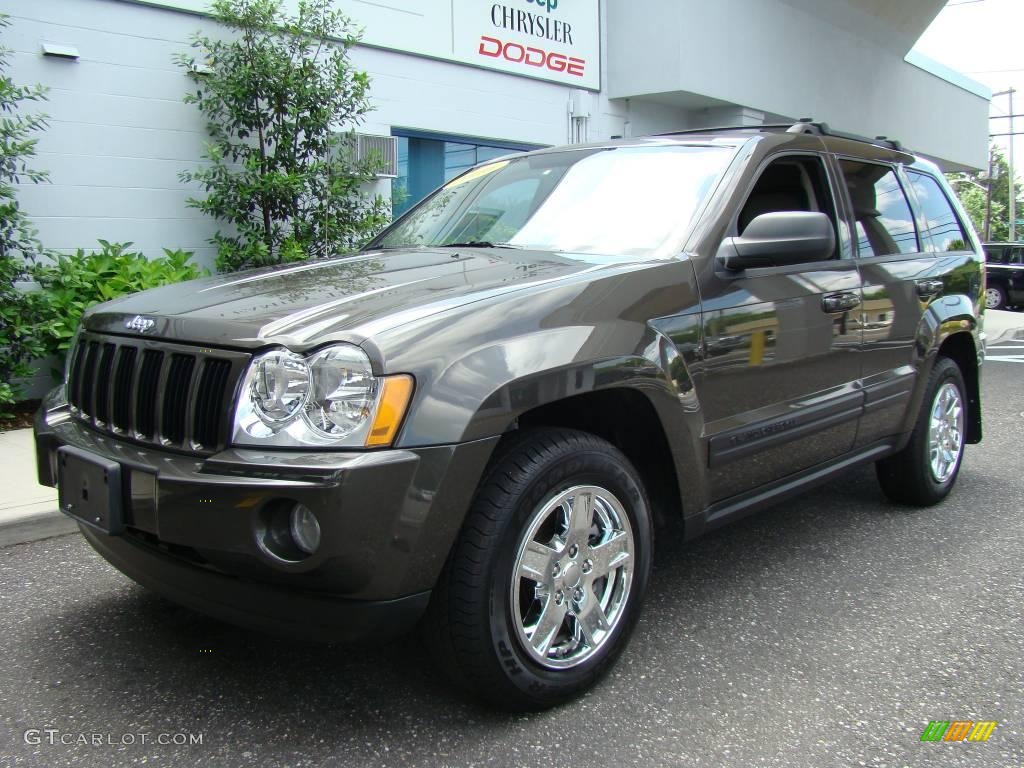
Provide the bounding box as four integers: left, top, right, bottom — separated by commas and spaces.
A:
252, 350, 310, 424
303, 346, 376, 438
232, 344, 413, 448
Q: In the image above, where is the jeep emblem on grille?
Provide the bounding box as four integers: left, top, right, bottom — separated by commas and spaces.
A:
125, 315, 156, 333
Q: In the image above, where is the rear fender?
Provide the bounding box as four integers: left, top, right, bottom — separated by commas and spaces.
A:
900, 293, 982, 442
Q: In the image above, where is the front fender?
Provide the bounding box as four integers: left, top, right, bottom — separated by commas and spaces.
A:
413, 323, 707, 527
376, 259, 707, 516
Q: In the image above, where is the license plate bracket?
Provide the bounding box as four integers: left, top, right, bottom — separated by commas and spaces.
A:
57, 446, 125, 535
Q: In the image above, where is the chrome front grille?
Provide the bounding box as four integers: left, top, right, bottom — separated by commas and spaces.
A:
66, 333, 249, 453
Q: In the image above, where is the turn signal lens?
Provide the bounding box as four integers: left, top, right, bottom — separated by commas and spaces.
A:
365, 375, 414, 447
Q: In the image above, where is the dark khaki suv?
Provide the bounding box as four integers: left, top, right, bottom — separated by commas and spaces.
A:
35, 121, 984, 710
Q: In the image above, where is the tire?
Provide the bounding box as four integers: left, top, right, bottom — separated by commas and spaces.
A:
985, 284, 1007, 310
876, 357, 967, 506
424, 427, 653, 710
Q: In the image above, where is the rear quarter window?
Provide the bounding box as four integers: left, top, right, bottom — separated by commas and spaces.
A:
907, 172, 970, 252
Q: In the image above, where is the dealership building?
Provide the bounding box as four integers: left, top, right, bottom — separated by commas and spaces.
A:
7, 0, 990, 267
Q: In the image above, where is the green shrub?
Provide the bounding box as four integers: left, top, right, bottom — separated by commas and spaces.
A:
34, 241, 207, 359
0, 13, 50, 416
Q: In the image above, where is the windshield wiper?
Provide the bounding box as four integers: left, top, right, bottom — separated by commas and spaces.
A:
437, 241, 521, 249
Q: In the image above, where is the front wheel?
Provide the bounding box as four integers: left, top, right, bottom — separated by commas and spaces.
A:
876, 357, 967, 506
424, 428, 653, 710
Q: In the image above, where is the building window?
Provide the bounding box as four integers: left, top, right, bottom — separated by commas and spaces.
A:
391, 130, 543, 217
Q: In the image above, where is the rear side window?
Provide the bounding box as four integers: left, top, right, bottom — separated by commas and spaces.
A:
838, 160, 918, 257
985, 247, 1006, 263
907, 172, 970, 252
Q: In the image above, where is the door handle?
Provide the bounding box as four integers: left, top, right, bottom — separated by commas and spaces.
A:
821, 292, 861, 314
916, 279, 944, 298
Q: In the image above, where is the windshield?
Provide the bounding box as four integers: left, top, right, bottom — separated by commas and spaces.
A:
372, 144, 733, 258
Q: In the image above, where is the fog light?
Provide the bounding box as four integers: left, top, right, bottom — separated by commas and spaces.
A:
256, 499, 321, 562
289, 503, 321, 555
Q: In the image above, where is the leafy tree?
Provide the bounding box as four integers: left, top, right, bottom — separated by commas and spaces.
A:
176, 0, 389, 272
948, 145, 1019, 242
0, 13, 49, 415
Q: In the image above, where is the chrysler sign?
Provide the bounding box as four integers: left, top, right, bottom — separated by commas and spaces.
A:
454, 1, 600, 89
145, 1, 600, 89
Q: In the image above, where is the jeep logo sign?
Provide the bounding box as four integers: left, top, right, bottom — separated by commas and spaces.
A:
125, 315, 156, 333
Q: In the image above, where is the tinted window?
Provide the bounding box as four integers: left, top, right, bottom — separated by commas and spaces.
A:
839, 160, 918, 256
985, 247, 1006, 264
908, 172, 970, 252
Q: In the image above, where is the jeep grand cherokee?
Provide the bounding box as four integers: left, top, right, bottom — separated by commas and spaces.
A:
35, 121, 985, 710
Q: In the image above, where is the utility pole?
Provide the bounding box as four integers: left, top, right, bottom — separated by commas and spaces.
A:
990, 88, 1021, 242
1010, 88, 1016, 241
985, 145, 994, 241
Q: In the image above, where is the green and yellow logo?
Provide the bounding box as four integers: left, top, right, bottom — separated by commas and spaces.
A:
920, 720, 997, 742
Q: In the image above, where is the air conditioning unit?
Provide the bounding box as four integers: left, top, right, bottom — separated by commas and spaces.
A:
354, 133, 398, 178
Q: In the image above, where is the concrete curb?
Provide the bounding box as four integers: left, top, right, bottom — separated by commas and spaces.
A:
0, 509, 77, 548
988, 326, 1024, 346
0, 426, 75, 548
985, 309, 1024, 346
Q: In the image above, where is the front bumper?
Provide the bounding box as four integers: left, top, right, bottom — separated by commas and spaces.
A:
35, 391, 498, 641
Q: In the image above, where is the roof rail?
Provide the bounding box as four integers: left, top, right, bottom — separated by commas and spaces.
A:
657, 123, 798, 137
787, 119, 905, 151
658, 118, 906, 153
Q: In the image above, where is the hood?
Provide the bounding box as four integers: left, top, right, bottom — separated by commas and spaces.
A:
83, 247, 641, 349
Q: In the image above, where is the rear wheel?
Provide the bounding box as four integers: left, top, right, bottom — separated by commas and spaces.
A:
985, 284, 1007, 310
424, 428, 653, 710
876, 357, 967, 506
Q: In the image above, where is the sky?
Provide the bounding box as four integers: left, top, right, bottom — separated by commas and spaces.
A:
913, 0, 1024, 178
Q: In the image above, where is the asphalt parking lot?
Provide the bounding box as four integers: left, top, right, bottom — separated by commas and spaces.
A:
1, 351, 1021, 768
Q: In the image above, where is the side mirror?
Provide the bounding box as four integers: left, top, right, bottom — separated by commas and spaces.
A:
717, 211, 836, 271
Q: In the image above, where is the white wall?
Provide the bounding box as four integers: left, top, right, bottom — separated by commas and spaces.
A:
7, 0, 220, 263
606, 0, 989, 170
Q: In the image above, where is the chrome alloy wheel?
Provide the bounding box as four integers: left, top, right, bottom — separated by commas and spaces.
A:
928, 381, 964, 483
984, 287, 1004, 309
510, 485, 635, 670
